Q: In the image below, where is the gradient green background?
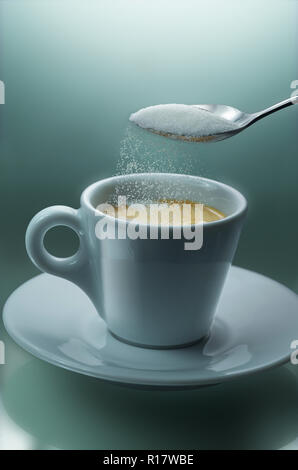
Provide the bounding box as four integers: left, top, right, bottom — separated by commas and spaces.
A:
0, 0, 297, 450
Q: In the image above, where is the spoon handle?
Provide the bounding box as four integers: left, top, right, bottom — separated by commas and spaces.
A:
251, 97, 296, 123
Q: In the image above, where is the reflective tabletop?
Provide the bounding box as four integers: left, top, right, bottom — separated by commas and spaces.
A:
0, 0, 297, 450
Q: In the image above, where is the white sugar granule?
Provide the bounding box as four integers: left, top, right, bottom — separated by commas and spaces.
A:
129, 103, 240, 138
116, 124, 194, 176
114, 124, 199, 202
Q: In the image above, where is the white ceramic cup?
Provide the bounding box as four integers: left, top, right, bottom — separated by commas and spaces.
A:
26, 173, 247, 349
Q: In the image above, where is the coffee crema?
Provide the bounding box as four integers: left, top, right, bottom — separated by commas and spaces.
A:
100, 199, 226, 225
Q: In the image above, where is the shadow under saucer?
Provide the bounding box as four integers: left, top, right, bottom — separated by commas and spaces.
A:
2, 359, 298, 450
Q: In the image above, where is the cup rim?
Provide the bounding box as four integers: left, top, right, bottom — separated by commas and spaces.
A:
81, 173, 247, 228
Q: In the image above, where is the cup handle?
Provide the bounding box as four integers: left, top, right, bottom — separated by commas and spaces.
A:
25, 206, 94, 298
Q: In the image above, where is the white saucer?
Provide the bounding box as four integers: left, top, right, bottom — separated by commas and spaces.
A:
3, 267, 298, 389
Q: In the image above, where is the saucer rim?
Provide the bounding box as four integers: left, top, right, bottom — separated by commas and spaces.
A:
4, 324, 291, 388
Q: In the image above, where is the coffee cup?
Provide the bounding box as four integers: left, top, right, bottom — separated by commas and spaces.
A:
25, 173, 247, 349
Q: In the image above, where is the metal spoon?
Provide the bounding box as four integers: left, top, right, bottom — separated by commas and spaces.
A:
135, 97, 296, 143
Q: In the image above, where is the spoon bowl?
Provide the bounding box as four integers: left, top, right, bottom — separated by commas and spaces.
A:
132, 98, 296, 143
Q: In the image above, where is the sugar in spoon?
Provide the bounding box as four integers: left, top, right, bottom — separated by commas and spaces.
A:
129, 98, 296, 143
